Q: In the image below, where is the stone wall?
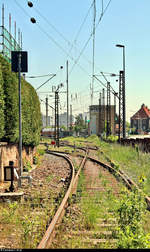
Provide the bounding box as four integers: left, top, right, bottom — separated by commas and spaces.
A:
0, 143, 36, 182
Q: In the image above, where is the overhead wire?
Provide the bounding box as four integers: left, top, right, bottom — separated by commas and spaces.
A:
15, 0, 112, 79
34, 1, 94, 54
14, 0, 114, 113
68, 0, 113, 76
13, 0, 87, 72
27, 0, 94, 76
67, 1, 94, 57
14, 0, 113, 83
26, 73, 56, 78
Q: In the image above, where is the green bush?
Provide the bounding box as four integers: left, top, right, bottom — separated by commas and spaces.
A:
0, 62, 5, 139
116, 186, 150, 249
0, 54, 42, 146
106, 135, 118, 143
0, 55, 19, 142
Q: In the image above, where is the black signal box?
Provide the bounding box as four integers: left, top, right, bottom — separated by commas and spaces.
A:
11, 51, 28, 73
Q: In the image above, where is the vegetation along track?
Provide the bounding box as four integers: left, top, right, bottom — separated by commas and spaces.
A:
0, 151, 72, 249
39, 142, 150, 249
1, 140, 150, 249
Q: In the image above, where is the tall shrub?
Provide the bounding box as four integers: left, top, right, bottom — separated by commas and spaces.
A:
0, 62, 5, 139
0, 54, 19, 142
0, 54, 42, 146
22, 79, 42, 146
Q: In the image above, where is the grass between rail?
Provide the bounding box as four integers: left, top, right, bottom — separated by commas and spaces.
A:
62, 135, 150, 196
0, 146, 68, 249
50, 169, 120, 249
56, 135, 150, 248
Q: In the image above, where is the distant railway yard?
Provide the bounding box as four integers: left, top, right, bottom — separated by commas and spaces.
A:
1, 135, 150, 249
1, 0, 150, 250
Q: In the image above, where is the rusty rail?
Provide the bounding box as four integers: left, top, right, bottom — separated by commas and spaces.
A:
38, 144, 150, 248
88, 152, 150, 210
37, 149, 88, 248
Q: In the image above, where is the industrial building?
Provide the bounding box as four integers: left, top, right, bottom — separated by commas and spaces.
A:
89, 105, 116, 136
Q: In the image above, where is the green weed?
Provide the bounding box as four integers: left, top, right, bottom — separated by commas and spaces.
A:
115, 185, 150, 249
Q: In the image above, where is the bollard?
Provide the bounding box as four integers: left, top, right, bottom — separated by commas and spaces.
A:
4, 161, 15, 192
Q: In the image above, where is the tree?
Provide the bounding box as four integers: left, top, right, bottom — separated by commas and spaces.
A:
73, 115, 85, 135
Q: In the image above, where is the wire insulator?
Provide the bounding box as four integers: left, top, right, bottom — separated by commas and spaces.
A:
28, 1, 33, 7
30, 17, 36, 23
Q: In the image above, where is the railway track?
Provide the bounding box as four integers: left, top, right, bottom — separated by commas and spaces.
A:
37, 149, 88, 248
37, 143, 150, 249
1, 140, 148, 249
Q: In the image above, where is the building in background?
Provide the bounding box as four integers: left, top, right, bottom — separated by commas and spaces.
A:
41, 114, 51, 127
59, 112, 74, 129
89, 105, 116, 136
130, 104, 150, 134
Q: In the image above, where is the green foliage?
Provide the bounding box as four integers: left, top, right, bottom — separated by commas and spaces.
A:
61, 125, 67, 131
37, 148, 45, 156
116, 186, 150, 248
130, 127, 136, 135
0, 54, 42, 146
21, 215, 34, 247
0, 55, 19, 142
1, 202, 18, 223
106, 135, 118, 143
0, 62, 5, 138
23, 158, 32, 172
21, 79, 42, 146
74, 115, 86, 133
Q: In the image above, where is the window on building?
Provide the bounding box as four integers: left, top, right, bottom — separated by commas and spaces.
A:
134, 119, 137, 126
142, 119, 146, 125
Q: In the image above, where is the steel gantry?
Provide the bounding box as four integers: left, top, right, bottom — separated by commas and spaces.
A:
106, 82, 111, 136
99, 92, 102, 136
102, 88, 105, 133
55, 90, 59, 147
119, 70, 125, 141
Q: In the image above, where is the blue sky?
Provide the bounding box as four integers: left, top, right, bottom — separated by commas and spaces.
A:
1, 0, 150, 122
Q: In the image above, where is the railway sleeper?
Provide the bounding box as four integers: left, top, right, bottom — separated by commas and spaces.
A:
68, 230, 114, 240
81, 237, 117, 246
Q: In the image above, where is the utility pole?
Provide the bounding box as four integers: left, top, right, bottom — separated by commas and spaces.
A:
116, 44, 126, 138
18, 52, 22, 184
102, 88, 105, 133
70, 104, 72, 130
54, 83, 64, 147
106, 82, 111, 136
66, 60, 69, 130
99, 92, 102, 136
46, 96, 48, 127
11, 51, 28, 187
114, 92, 118, 135
55, 91, 59, 147
91, 0, 96, 105
119, 70, 124, 142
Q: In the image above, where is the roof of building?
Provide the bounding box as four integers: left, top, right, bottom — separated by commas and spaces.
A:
131, 104, 150, 119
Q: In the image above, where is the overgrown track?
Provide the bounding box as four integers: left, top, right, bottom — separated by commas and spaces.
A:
37, 143, 150, 248
60, 141, 150, 209
37, 149, 87, 248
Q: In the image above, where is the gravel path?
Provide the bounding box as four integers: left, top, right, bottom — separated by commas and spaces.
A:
0, 153, 71, 249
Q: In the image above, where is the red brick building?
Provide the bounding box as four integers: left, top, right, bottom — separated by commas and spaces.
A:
130, 104, 150, 134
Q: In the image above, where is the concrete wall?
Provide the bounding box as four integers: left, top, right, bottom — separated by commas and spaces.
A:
0, 143, 36, 182
90, 114, 97, 135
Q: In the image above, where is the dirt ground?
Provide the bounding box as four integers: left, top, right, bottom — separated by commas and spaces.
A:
0, 153, 71, 249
